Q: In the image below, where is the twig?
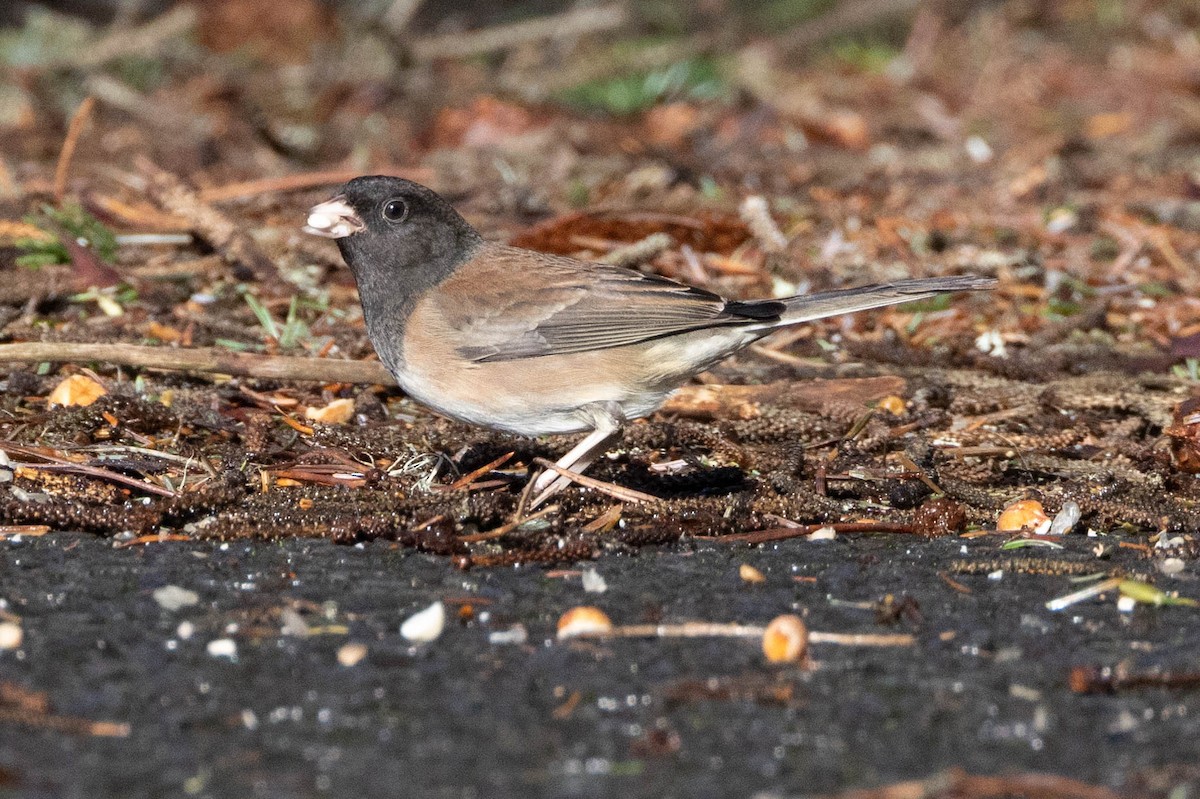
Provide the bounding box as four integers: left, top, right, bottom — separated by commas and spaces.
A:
14, 462, 176, 498
412, 3, 628, 61
138, 159, 279, 283
0, 342, 395, 385
64, 5, 197, 68
0, 526, 51, 539
197, 168, 434, 204
84, 75, 205, 136
531, 458, 658, 505
739, 196, 788, 253
458, 504, 559, 543
776, 0, 921, 54
449, 451, 515, 490
0, 707, 130, 738
382, 0, 425, 34
54, 97, 96, 204
562, 620, 914, 646
711, 522, 918, 544
1069, 664, 1200, 694
598, 233, 674, 267
812, 768, 1120, 799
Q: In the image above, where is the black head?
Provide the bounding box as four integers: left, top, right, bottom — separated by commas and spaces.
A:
305, 175, 483, 283
305, 176, 485, 368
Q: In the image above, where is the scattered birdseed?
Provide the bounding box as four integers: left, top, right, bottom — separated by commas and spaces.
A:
152, 585, 200, 611
400, 601, 445, 643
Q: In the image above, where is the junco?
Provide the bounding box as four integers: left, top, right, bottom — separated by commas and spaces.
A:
305, 176, 995, 504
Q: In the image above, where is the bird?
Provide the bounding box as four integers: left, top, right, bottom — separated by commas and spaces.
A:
305, 176, 995, 506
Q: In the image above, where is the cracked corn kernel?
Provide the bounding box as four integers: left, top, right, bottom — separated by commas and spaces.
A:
556, 606, 613, 639
762, 614, 807, 664
997, 499, 1051, 534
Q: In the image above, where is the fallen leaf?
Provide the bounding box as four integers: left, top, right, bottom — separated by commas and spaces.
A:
47, 374, 107, 407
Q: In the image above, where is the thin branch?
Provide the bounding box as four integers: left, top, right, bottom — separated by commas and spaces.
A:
64, 5, 197, 69
197, 168, 435, 204
412, 3, 628, 61
776, 0, 921, 55
54, 97, 96, 204
0, 342, 395, 385
138, 159, 279, 283
531, 458, 658, 505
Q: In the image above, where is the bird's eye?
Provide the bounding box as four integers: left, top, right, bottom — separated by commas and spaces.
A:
381, 198, 408, 222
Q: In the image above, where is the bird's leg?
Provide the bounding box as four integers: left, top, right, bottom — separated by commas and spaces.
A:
529, 405, 623, 508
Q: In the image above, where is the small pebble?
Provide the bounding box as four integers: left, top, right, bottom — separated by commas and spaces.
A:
809, 527, 837, 541
1117, 596, 1138, 613
400, 601, 445, 643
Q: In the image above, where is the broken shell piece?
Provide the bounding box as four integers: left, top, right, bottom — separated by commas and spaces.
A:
47, 374, 107, 407
997, 499, 1051, 535
762, 614, 808, 664
1046, 501, 1081, 536
556, 606, 613, 639
400, 601, 445, 643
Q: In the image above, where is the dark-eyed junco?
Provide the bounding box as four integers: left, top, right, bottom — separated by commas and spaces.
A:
306, 176, 995, 504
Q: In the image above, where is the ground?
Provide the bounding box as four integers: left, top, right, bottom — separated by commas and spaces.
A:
1, 1, 1200, 797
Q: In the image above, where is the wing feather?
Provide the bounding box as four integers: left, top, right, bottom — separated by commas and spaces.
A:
438, 247, 779, 363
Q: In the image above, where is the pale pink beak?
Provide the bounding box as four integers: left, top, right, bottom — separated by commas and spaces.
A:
304, 196, 364, 238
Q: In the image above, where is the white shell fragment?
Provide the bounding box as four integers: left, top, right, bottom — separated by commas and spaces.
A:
207, 638, 238, 659
152, 585, 200, 611
400, 601, 445, 643
581, 568, 607, 594
1046, 501, 1081, 536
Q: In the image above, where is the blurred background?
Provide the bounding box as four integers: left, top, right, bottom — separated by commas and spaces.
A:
1, 0, 1199, 369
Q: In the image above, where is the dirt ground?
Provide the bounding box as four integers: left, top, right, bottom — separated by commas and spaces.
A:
1, 1, 1200, 797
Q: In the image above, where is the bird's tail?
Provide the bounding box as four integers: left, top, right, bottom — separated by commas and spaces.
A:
770, 275, 997, 325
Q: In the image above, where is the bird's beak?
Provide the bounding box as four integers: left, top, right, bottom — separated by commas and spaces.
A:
304, 196, 364, 239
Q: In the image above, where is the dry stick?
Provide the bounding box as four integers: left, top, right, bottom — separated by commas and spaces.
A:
0, 707, 131, 738
711, 522, 918, 544
411, 3, 628, 61
13, 462, 176, 498
138, 159, 279, 283
84, 75, 203, 135
0, 342, 395, 385
382, 0, 426, 34
448, 451, 515, 490
561, 621, 915, 647
776, 0, 921, 54
531, 458, 659, 505
53, 97, 97, 204
197, 168, 435, 205
65, 5, 197, 68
